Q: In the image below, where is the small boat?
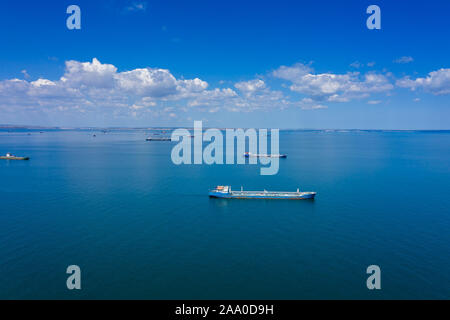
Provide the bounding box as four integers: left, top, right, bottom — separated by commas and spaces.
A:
146, 137, 171, 141
244, 152, 287, 158
209, 186, 316, 200
0, 153, 29, 160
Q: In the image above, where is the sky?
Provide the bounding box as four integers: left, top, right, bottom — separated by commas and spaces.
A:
0, 0, 449, 129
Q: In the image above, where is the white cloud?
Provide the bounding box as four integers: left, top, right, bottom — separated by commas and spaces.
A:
298, 97, 327, 110
0, 58, 219, 114
272, 63, 313, 81
31, 79, 56, 87
396, 68, 450, 95
62, 58, 117, 88
21, 70, 30, 79
188, 78, 288, 112
300, 97, 313, 104
125, 2, 147, 12
301, 104, 328, 110
116, 68, 178, 96
349, 61, 375, 68
273, 63, 393, 103
234, 79, 266, 93
187, 88, 237, 107
1, 58, 447, 121
394, 56, 414, 64
176, 78, 209, 97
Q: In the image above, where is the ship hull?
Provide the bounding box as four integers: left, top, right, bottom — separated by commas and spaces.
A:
209, 191, 315, 200
0, 156, 29, 160
244, 154, 287, 158
146, 138, 171, 141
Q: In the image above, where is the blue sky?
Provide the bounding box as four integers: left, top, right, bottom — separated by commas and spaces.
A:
0, 0, 449, 129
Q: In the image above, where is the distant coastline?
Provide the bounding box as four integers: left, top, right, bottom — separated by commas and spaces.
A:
1, 124, 449, 132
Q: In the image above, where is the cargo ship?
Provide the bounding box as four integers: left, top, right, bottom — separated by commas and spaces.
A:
146, 137, 171, 141
244, 152, 287, 158
209, 186, 316, 199
0, 153, 29, 160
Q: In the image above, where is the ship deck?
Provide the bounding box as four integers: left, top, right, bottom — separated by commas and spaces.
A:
229, 191, 315, 197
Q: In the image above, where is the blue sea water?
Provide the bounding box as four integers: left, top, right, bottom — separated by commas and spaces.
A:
0, 129, 449, 299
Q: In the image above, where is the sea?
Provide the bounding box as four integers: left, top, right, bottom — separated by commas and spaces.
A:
0, 128, 449, 299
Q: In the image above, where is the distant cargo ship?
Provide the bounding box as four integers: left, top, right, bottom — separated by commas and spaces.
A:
0, 153, 29, 160
146, 137, 171, 141
209, 186, 316, 199
244, 152, 287, 158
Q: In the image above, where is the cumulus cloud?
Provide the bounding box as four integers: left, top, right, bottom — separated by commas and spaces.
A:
0, 58, 294, 117
1, 58, 446, 121
116, 68, 179, 96
231, 79, 289, 110
21, 70, 30, 79
298, 97, 327, 110
176, 78, 209, 97
396, 68, 450, 95
187, 88, 237, 107
31, 79, 56, 87
61, 58, 117, 89
0, 58, 219, 115
234, 79, 266, 93
273, 62, 393, 103
61, 58, 209, 100
394, 56, 414, 64
301, 104, 328, 110
189, 78, 288, 112
272, 63, 313, 81
124, 2, 147, 12
351, 61, 376, 68
350, 61, 362, 68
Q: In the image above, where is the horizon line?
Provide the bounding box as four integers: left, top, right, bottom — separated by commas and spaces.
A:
1, 124, 450, 132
